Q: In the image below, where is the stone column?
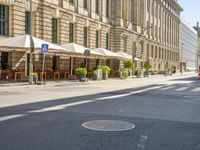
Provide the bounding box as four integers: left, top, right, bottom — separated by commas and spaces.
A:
132, 0, 138, 30
137, 0, 140, 26
160, 6, 163, 43
115, 0, 123, 26
152, 0, 155, 39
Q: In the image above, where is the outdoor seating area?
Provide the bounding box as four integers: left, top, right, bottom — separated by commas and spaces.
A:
0, 35, 141, 83
0, 69, 25, 81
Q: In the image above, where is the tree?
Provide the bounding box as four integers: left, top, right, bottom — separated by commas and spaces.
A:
124, 60, 134, 69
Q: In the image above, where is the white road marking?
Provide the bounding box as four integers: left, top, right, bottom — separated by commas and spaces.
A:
30, 86, 162, 113
192, 87, 200, 92
29, 100, 94, 113
175, 87, 189, 91
160, 86, 175, 90
96, 86, 162, 100
0, 114, 26, 122
0, 85, 162, 120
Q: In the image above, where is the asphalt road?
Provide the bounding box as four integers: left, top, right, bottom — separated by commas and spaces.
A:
0, 75, 200, 150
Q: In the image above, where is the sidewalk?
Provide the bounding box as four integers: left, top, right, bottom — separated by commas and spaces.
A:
0, 72, 196, 108
0, 72, 196, 89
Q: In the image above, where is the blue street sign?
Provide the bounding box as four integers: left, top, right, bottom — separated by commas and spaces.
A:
41, 44, 49, 53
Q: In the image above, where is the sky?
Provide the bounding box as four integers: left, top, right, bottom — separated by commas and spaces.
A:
177, 0, 200, 26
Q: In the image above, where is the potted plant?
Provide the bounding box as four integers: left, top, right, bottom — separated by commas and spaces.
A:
124, 60, 134, 76
93, 70, 98, 80
119, 68, 128, 79
144, 59, 152, 77
75, 68, 87, 81
123, 69, 128, 78
100, 65, 111, 80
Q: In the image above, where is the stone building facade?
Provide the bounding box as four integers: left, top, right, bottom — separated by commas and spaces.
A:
0, 0, 182, 73
110, 0, 182, 72
180, 18, 197, 72
193, 23, 200, 71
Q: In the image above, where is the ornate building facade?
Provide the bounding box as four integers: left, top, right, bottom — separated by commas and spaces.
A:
0, 0, 182, 73
110, 0, 182, 71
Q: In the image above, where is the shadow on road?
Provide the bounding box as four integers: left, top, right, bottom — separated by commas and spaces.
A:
0, 76, 200, 150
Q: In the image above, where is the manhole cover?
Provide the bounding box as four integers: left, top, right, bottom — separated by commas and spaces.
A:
82, 120, 135, 132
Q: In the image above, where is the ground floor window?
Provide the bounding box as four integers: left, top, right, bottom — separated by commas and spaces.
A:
52, 56, 58, 70
106, 60, 110, 67
0, 52, 9, 70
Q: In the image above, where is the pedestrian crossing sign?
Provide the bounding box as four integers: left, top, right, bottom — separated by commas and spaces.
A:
41, 44, 49, 53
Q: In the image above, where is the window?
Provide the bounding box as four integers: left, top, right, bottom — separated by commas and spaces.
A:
69, 0, 74, 4
132, 42, 136, 54
84, 0, 87, 9
106, 33, 109, 49
106, 60, 110, 67
52, 56, 58, 70
96, 59, 100, 66
106, 0, 109, 17
52, 18, 58, 43
96, 30, 99, 48
84, 27, 88, 47
155, 46, 157, 58
69, 23, 74, 43
151, 45, 154, 58
96, 0, 99, 14
25, 11, 31, 34
0, 52, 9, 70
0, 4, 9, 36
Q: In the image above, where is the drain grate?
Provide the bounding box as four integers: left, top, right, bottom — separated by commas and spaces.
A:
82, 120, 135, 132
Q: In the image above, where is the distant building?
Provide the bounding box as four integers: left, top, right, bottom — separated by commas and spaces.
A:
193, 22, 200, 71
180, 18, 198, 71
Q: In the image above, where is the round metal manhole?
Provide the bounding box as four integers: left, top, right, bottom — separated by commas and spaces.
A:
82, 120, 135, 132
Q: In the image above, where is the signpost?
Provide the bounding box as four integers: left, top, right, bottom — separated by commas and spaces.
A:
84, 49, 90, 69
41, 44, 48, 84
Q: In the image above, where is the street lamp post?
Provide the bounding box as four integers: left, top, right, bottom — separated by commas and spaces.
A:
29, 0, 34, 84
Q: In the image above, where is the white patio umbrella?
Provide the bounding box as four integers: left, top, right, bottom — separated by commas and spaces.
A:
0, 35, 72, 76
62, 43, 104, 75
93, 48, 123, 59
116, 51, 143, 62
116, 51, 132, 60
62, 43, 103, 56
0, 34, 70, 53
134, 57, 143, 62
